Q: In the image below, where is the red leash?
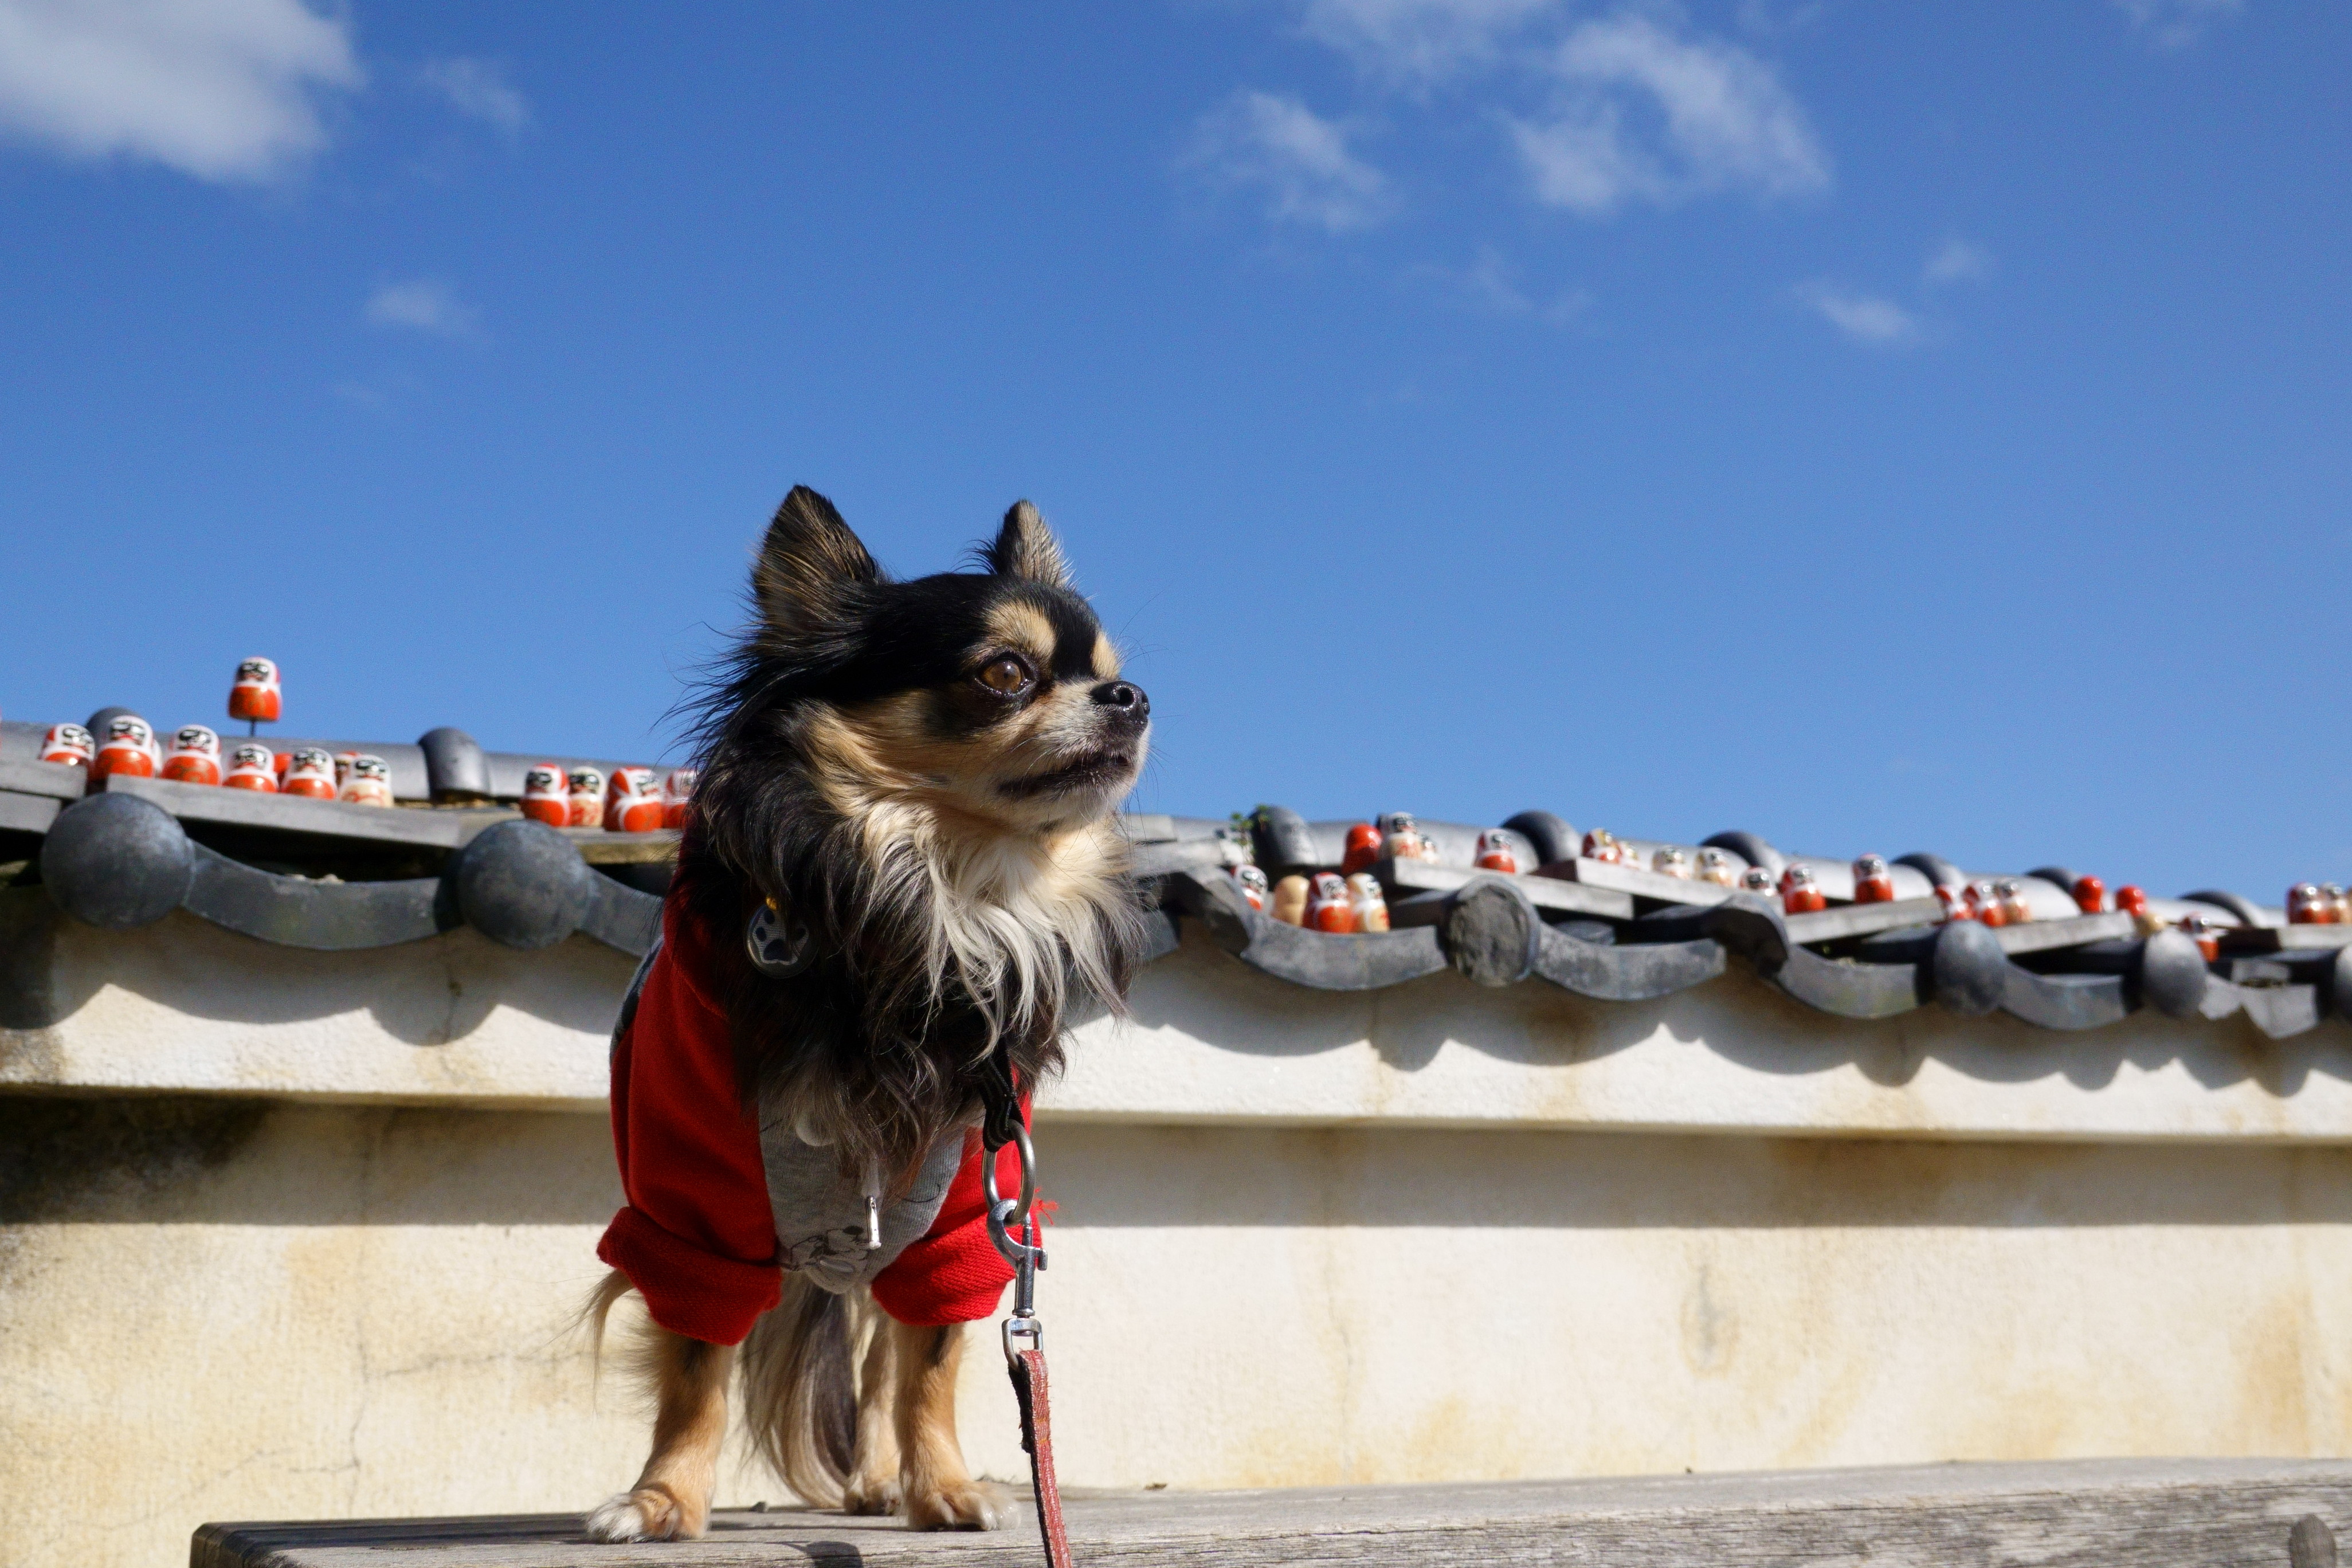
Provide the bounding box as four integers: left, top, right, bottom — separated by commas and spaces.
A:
981, 1059, 1074, 1566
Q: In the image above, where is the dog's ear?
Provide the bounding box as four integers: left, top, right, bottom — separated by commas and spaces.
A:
754, 487, 880, 640
981, 500, 1073, 590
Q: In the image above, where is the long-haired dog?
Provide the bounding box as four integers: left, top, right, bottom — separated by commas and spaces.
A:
584, 487, 1150, 1537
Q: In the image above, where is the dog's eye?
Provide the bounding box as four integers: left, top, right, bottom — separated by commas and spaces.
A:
977, 656, 1033, 696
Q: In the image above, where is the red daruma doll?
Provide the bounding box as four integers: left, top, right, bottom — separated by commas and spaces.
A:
340, 754, 394, 808
1306, 872, 1357, 933
1779, 863, 1827, 915
1340, 823, 1384, 876
2072, 875, 2107, 915
1582, 829, 1624, 864
282, 747, 337, 799
605, 766, 664, 832
1477, 832, 1522, 875
228, 657, 281, 726
1232, 864, 1269, 911
519, 765, 569, 828
92, 715, 159, 781
1852, 853, 1895, 904
661, 767, 697, 830
38, 723, 93, 771
566, 766, 605, 828
224, 744, 278, 792
162, 725, 222, 786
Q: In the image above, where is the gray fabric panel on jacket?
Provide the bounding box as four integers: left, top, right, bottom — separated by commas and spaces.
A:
757, 1116, 973, 1295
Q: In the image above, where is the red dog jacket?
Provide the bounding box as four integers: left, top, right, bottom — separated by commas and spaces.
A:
596, 895, 1023, 1346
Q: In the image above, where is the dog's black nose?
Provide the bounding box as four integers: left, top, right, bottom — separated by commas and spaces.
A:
1092, 681, 1149, 724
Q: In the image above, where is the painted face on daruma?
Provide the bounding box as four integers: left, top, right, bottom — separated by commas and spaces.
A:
817, 577, 1150, 831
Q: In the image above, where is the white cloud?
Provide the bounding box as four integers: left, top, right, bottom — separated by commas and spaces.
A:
1797, 281, 1917, 347
1924, 237, 1993, 285
1186, 89, 1394, 232
421, 56, 527, 135
0, 0, 360, 183
2113, 0, 2244, 49
1297, 0, 1559, 83
1510, 15, 1828, 217
364, 279, 476, 337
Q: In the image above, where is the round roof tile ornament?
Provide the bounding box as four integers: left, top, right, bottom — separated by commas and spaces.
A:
1930, 919, 2008, 1016
2137, 929, 2209, 1020
1442, 876, 1540, 987
454, 820, 595, 950
41, 792, 193, 930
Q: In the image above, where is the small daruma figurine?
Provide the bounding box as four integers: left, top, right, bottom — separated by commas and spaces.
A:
1582, 829, 1623, 864
340, 754, 394, 807
1779, 863, 1827, 915
566, 766, 605, 828
1697, 847, 1739, 888
162, 725, 222, 786
1381, 812, 1434, 863
224, 743, 279, 792
332, 752, 359, 790
92, 715, 159, 781
1340, 822, 1385, 876
1994, 877, 2033, 926
1306, 872, 1357, 934
2177, 912, 2221, 962
1852, 854, 1895, 904
1347, 872, 1390, 933
2326, 884, 2351, 924
282, 747, 338, 799
661, 767, 697, 830
228, 657, 281, 726
1741, 865, 1778, 900
1270, 873, 1311, 927
1967, 879, 2004, 928
1478, 832, 1522, 875
1232, 864, 1270, 912
605, 766, 664, 832
2072, 875, 2107, 915
38, 723, 93, 771
1935, 884, 1973, 922
1651, 845, 1692, 880
2287, 883, 2324, 925
520, 765, 570, 828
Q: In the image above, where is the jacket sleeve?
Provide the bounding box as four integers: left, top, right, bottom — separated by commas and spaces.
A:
596, 897, 782, 1346
868, 1097, 1029, 1328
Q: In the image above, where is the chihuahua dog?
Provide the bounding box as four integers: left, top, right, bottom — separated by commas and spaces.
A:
585, 487, 1150, 1538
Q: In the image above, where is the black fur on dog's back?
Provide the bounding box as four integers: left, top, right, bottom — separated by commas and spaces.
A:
677, 486, 1151, 1187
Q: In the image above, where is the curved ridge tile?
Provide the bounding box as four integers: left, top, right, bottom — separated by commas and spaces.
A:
578, 874, 664, 957
2237, 984, 2322, 1040
1771, 946, 1926, 1019
1233, 912, 1448, 990
1535, 925, 1724, 1001
1998, 968, 2132, 1031
183, 844, 446, 951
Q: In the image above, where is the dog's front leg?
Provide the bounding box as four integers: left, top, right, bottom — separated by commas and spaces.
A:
587, 1328, 736, 1542
842, 1304, 901, 1515
889, 1319, 1006, 1530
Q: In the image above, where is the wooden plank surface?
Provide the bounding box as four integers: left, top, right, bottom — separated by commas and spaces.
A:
191, 1458, 2352, 1567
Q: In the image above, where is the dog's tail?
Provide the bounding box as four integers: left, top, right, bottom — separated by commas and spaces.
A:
739, 1273, 860, 1508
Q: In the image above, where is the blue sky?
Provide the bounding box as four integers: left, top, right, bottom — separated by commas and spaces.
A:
1, 0, 2345, 900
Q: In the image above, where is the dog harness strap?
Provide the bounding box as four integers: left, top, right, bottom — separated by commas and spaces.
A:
1009, 1347, 1074, 1568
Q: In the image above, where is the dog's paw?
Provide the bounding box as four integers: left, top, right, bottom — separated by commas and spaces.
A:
586, 1487, 703, 1542
842, 1475, 903, 1516
901, 1477, 1008, 1531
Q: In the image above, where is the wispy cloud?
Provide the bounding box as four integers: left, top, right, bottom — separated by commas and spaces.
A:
1509, 15, 1829, 217
1924, 237, 1993, 285
2112, 0, 2244, 49
1297, 0, 1559, 83
1797, 281, 1917, 347
1185, 89, 1394, 232
364, 279, 477, 338
420, 56, 528, 135
0, 0, 361, 183
1415, 245, 1590, 321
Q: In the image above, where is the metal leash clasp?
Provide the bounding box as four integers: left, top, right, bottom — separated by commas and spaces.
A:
983, 1120, 1046, 1366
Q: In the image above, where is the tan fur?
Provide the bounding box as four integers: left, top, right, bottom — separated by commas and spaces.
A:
793, 697, 1140, 1076
1091, 630, 1119, 679
982, 600, 1059, 665
586, 1276, 1000, 1535
888, 1319, 1005, 1530
585, 1295, 737, 1542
